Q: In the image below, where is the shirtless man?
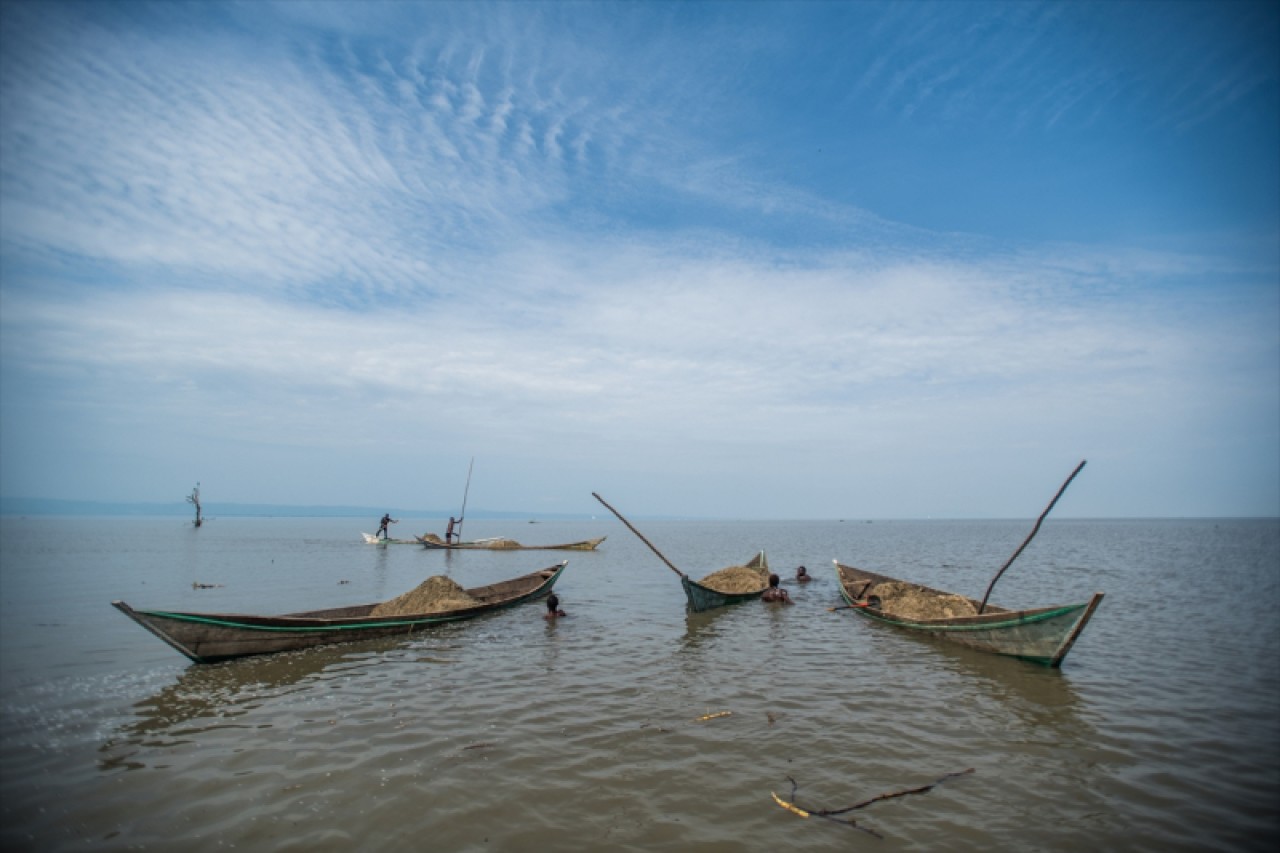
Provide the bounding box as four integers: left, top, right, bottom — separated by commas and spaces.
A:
762, 573, 792, 604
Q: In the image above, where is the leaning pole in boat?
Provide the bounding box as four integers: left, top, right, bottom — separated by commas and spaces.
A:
592, 492, 687, 578
978, 460, 1087, 614
456, 457, 474, 543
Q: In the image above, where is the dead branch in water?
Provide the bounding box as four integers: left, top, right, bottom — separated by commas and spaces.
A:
772, 768, 974, 836
186, 482, 203, 528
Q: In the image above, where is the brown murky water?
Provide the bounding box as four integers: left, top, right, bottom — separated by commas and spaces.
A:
2, 516, 1277, 851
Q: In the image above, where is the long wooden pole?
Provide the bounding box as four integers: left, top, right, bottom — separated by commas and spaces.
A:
978, 459, 1086, 614
592, 492, 686, 578
456, 457, 474, 542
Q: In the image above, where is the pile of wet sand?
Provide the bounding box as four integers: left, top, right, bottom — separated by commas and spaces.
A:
370, 576, 479, 616
868, 581, 978, 621
419, 533, 523, 549
698, 564, 769, 594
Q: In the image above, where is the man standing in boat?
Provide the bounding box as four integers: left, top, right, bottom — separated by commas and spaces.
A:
377, 513, 398, 540
446, 516, 460, 544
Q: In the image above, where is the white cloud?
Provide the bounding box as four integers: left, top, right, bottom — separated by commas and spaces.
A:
1, 1, 1275, 517
3, 234, 1275, 516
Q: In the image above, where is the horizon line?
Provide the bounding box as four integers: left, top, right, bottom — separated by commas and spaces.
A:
0, 497, 1273, 523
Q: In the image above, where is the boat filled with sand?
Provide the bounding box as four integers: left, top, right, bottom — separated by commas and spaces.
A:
114, 562, 568, 663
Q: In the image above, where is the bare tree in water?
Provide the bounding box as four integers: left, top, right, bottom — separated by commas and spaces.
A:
187, 482, 202, 527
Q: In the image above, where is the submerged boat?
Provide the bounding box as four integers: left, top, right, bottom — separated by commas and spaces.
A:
834, 561, 1103, 667
415, 533, 606, 551
360, 532, 420, 545
113, 562, 568, 664
681, 551, 771, 613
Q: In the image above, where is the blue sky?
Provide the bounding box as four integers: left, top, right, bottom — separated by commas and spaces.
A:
1, 0, 1276, 519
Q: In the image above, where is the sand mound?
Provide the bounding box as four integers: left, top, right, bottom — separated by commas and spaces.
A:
370, 576, 479, 616
418, 533, 523, 549
698, 564, 769, 594
868, 581, 978, 621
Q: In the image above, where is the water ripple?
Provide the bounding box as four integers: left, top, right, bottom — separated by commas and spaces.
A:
2, 517, 1277, 851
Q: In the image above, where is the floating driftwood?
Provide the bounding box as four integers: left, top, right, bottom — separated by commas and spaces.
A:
694, 710, 732, 723
771, 769, 974, 838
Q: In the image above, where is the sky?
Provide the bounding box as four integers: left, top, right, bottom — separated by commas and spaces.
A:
1, 0, 1277, 520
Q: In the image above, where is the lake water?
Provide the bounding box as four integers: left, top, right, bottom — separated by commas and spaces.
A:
1, 515, 1277, 851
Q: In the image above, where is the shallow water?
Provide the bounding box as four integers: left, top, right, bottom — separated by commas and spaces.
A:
1, 516, 1277, 851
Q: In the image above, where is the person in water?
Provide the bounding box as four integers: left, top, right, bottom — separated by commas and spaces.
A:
545, 593, 567, 619
377, 513, 398, 539
795, 565, 811, 583
762, 573, 792, 603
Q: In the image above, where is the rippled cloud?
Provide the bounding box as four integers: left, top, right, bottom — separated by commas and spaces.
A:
1, 1, 1276, 518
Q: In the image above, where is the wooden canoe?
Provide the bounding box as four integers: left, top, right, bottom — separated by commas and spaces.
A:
681, 551, 770, 613
834, 561, 1103, 667
415, 533, 606, 551
113, 562, 568, 664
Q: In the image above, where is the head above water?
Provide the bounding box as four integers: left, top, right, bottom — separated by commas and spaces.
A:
796, 566, 808, 577
546, 593, 560, 612
768, 573, 780, 588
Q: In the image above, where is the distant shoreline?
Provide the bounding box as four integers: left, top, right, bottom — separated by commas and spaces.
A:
0, 498, 593, 521
0, 498, 1272, 522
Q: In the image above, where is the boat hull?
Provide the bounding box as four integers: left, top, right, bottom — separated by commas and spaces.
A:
681, 576, 767, 612
835, 562, 1102, 667
681, 551, 769, 613
416, 535, 606, 551
114, 563, 568, 664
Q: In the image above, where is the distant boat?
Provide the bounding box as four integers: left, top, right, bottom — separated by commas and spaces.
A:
834, 562, 1103, 667
415, 533, 606, 551
113, 562, 568, 664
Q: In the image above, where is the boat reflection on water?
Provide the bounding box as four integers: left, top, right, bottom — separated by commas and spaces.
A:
917, 630, 1091, 734
100, 634, 460, 770
679, 607, 731, 653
